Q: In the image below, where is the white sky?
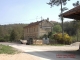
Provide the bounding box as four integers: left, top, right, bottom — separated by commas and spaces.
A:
0, 0, 78, 25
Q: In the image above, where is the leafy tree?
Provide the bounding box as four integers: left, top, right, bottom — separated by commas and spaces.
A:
47, 0, 70, 38
0, 24, 27, 42
9, 29, 17, 42
4, 34, 10, 41
53, 25, 62, 33
63, 21, 77, 36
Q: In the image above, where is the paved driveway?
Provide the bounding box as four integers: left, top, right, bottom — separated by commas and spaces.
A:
0, 42, 80, 60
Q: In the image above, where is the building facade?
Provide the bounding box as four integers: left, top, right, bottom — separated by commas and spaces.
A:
24, 18, 53, 40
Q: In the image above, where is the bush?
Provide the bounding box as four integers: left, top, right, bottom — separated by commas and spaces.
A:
54, 33, 72, 44
0, 38, 5, 42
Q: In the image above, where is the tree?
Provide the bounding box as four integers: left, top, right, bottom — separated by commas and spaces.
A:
53, 25, 62, 33
73, 1, 80, 7
47, 0, 70, 39
64, 21, 77, 36
0, 24, 27, 42
9, 29, 17, 42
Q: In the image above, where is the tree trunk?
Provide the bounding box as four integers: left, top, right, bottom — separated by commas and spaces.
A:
60, 0, 64, 39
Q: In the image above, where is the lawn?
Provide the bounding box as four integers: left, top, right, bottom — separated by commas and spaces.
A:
0, 44, 20, 54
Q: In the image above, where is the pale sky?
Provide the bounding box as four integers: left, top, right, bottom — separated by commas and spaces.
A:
0, 0, 78, 25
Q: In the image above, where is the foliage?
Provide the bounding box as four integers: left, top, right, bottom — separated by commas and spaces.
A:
63, 21, 80, 42
48, 32, 52, 38
73, 1, 80, 7
42, 34, 48, 38
54, 33, 72, 44
0, 44, 20, 54
9, 29, 17, 42
47, 0, 70, 41
48, 32, 54, 39
0, 37, 5, 42
53, 24, 62, 33
63, 21, 77, 36
47, 0, 70, 7
0, 24, 27, 42
4, 35, 10, 41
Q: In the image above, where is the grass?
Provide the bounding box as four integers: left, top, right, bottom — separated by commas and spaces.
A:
0, 44, 20, 54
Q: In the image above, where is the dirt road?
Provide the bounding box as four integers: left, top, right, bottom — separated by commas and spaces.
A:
0, 42, 80, 60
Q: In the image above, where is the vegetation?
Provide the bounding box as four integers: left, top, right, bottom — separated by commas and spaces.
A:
54, 33, 72, 44
46, 0, 80, 44
47, 0, 70, 39
48, 21, 80, 44
53, 24, 62, 33
0, 21, 80, 45
0, 44, 20, 54
0, 24, 27, 42
73, 1, 80, 7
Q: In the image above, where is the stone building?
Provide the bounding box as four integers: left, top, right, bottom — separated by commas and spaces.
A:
24, 18, 53, 40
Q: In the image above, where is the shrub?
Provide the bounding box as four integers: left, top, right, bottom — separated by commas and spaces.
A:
54, 33, 72, 44
0, 38, 5, 42
0, 36, 9, 42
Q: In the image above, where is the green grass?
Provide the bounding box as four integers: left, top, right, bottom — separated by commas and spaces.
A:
0, 44, 20, 54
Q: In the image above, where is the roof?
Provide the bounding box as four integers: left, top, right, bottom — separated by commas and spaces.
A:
24, 21, 42, 28
62, 5, 80, 20
24, 19, 54, 28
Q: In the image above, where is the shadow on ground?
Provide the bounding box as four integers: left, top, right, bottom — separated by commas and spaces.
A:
24, 50, 80, 60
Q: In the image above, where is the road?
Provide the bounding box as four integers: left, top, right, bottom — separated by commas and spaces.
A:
0, 42, 80, 60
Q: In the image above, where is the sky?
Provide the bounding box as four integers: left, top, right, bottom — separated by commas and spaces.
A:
0, 0, 78, 25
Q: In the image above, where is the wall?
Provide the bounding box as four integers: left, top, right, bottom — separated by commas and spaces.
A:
33, 39, 43, 45
24, 25, 39, 40
38, 20, 53, 37
24, 20, 53, 40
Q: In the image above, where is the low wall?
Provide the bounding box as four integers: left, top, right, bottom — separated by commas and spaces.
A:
33, 40, 43, 45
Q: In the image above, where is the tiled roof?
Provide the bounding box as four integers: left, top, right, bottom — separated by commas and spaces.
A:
24, 19, 54, 28
62, 5, 80, 20
24, 21, 42, 28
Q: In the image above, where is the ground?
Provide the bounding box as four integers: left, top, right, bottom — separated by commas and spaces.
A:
0, 42, 80, 60
0, 53, 42, 60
